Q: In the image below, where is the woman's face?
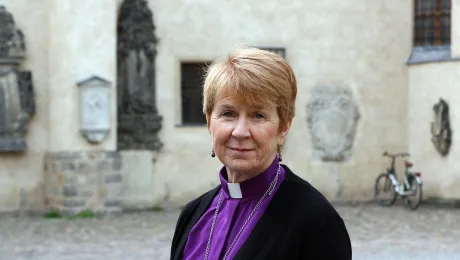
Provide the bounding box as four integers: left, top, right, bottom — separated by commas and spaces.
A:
208, 95, 291, 176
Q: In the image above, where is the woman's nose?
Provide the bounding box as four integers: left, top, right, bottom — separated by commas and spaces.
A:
232, 117, 250, 139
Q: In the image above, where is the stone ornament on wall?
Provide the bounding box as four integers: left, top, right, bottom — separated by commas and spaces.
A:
77, 75, 111, 144
430, 98, 451, 156
306, 85, 360, 162
0, 6, 35, 152
117, 0, 163, 151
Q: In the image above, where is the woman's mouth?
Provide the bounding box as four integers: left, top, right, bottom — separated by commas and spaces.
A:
230, 147, 253, 153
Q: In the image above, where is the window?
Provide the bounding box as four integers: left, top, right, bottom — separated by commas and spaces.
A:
180, 62, 210, 125
254, 47, 286, 59
414, 0, 451, 46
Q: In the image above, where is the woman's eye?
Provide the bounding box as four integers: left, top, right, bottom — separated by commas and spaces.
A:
221, 111, 234, 117
254, 113, 265, 119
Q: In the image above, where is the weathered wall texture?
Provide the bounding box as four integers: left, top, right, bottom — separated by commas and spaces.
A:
44, 151, 123, 215
44, 0, 119, 215
47, 0, 117, 152
0, 0, 118, 213
405, 0, 460, 201
408, 61, 460, 199
9, 0, 460, 212
0, 0, 48, 212
150, 0, 413, 205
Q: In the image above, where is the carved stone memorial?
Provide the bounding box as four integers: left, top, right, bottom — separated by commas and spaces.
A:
430, 98, 451, 156
117, 0, 163, 151
0, 6, 35, 152
306, 85, 360, 162
77, 75, 111, 144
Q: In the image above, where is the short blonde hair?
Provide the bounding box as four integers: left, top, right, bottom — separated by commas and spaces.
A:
202, 48, 297, 131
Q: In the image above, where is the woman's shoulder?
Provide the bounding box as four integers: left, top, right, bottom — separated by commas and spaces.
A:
280, 164, 343, 220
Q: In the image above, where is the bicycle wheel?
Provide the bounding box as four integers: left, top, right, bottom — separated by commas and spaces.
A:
403, 175, 423, 210
375, 173, 397, 206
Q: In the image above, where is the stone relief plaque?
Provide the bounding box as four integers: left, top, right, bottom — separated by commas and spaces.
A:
0, 6, 35, 152
77, 75, 111, 144
306, 85, 360, 162
430, 98, 451, 156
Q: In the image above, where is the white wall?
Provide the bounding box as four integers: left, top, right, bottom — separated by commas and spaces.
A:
0, 0, 49, 212
408, 62, 460, 199
149, 0, 412, 205
0, 0, 426, 211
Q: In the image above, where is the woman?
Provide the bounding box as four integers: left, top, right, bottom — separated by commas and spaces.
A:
170, 48, 352, 260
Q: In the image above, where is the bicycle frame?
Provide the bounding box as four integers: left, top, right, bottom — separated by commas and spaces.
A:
385, 155, 422, 196
376, 151, 424, 210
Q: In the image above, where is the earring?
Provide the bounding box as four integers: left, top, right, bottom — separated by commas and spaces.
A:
211, 148, 215, 157
277, 144, 282, 162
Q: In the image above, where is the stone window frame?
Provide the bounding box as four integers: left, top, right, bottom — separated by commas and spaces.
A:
407, 0, 459, 64
178, 61, 211, 126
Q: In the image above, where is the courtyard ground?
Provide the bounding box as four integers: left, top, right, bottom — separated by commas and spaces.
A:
0, 203, 459, 260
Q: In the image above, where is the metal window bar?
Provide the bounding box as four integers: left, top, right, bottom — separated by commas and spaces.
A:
414, 0, 451, 46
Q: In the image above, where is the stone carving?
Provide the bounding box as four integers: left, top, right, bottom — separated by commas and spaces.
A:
0, 6, 25, 58
0, 6, 35, 152
306, 85, 360, 162
117, 0, 163, 151
430, 98, 451, 156
77, 75, 111, 144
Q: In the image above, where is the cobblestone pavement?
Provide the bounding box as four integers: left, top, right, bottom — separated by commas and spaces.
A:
0, 204, 459, 260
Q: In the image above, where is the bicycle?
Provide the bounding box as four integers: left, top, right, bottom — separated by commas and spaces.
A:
375, 151, 423, 210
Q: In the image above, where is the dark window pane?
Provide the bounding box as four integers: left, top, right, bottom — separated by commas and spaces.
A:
426, 0, 435, 10
416, 0, 424, 12
413, 0, 451, 46
180, 62, 210, 125
425, 30, 436, 45
440, 15, 451, 44
417, 0, 435, 12
415, 19, 425, 31
440, 0, 451, 10
425, 17, 435, 30
440, 15, 451, 27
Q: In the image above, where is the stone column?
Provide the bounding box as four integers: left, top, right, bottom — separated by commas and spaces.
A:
44, 0, 122, 216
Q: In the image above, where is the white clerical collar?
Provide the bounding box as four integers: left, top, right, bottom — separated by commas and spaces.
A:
227, 183, 243, 198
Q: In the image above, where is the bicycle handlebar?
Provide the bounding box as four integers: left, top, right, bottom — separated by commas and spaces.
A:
382, 151, 410, 158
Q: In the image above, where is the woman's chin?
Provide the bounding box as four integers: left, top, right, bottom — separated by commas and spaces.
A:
225, 159, 256, 173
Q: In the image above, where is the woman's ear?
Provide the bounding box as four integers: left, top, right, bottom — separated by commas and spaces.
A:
278, 119, 292, 144
206, 114, 211, 131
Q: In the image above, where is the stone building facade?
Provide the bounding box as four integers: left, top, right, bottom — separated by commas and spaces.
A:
0, 0, 459, 214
